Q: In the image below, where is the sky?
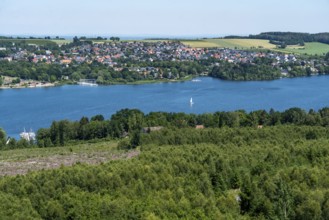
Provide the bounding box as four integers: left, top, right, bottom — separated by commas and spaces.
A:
0, 0, 328, 37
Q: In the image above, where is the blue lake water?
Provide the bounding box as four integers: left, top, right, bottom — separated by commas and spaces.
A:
1, 76, 329, 138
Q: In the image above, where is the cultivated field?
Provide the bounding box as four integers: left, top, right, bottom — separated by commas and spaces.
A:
182, 38, 276, 49
179, 40, 220, 48
50, 39, 72, 44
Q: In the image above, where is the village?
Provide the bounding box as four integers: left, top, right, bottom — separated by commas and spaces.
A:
0, 40, 306, 66
0, 40, 326, 83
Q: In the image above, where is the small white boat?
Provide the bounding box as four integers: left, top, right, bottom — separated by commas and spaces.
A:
78, 79, 98, 86
190, 97, 194, 105
78, 82, 98, 86
192, 79, 201, 82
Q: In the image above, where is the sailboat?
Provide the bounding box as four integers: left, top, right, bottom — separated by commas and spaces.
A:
190, 97, 194, 105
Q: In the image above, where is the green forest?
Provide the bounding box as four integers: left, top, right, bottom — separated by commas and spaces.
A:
1, 124, 329, 219
1, 109, 329, 219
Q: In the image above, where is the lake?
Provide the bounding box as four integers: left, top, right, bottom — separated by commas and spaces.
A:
1, 76, 329, 138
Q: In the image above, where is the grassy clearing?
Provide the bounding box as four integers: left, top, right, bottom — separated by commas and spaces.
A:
276, 42, 329, 55
0, 140, 140, 176
0, 141, 119, 162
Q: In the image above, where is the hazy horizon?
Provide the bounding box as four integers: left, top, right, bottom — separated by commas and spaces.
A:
0, 0, 328, 37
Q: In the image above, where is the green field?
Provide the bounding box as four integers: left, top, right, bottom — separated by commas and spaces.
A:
276, 42, 329, 55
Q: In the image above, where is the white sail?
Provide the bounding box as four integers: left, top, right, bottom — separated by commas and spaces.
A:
190, 97, 194, 105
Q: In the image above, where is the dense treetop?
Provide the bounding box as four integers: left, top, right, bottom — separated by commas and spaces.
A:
248, 32, 329, 46
1, 123, 329, 219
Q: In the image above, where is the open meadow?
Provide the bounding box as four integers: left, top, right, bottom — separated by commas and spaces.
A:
276, 42, 329, 55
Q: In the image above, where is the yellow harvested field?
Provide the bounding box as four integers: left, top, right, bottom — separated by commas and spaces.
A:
180, 40, 220, 48
182, 39, 276, 49
51, 39, 72, 44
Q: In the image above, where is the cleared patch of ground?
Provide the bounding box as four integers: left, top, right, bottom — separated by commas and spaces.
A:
0, 141, 139, 176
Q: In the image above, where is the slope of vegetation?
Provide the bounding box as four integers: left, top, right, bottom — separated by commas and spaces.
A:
276, 42, 329, 55
209, 58, 281, 80
1, 125, 329, 219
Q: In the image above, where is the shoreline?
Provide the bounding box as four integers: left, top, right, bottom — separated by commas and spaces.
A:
111, 75, 194, 85
0, 83, 56, 89
0, 75, 196, 89
1, 74, 328, 89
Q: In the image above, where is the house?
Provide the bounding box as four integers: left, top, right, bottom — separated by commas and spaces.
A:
61, 59, 72, 64
195, 125, 204, 129
142, 126, 164, 133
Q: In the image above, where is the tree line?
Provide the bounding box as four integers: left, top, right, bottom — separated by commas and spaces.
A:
4, 107, 329, 149
249, 32, 329, 46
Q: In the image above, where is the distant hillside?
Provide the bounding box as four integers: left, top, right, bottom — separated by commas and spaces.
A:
245, 32, 329, 46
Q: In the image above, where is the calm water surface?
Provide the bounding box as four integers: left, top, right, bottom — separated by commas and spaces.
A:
1, 76, 329, 137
